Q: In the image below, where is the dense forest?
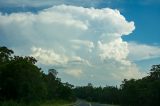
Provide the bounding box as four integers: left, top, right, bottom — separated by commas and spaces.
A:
74, 65, 160, 106
0, 46, 75, 105
0, 46, 160, 106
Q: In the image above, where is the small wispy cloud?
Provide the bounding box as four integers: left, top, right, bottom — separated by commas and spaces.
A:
64, 69, 83, 78
128, 42, 160, 61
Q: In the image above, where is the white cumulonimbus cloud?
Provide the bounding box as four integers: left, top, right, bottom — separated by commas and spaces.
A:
0, 5, 147, 86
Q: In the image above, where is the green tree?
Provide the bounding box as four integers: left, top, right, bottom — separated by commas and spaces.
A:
0, 46, 75, 104
149, 64, 160, 80
0, 47, 47, 102
0, 46, 13, 64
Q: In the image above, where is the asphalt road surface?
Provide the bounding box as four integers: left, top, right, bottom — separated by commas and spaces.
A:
74, 99, 119, 106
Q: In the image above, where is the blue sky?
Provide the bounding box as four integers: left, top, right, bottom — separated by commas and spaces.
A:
0, 0, 160, 86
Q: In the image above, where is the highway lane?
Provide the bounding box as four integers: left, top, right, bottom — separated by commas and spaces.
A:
74, 99, 91, 106
74, 99, 119, 106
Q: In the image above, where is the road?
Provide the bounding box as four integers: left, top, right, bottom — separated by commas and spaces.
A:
73, 99, 119, 106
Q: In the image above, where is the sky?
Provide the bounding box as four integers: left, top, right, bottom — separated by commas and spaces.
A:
0, 0, 160, 86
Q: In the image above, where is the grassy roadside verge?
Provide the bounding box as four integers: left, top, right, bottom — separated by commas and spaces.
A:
0, 100, 74, 106
40, 100, 73, 106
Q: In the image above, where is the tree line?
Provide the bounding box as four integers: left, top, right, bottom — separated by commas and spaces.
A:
0, 46, 75, 104
74, 65, 160, 106
0, 46, 160, 106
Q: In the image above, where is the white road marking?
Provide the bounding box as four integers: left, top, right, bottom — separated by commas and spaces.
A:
89, 103, 92, 106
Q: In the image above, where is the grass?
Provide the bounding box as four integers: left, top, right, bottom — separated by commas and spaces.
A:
40, 100, 73, 106
0, 100, 73, 106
